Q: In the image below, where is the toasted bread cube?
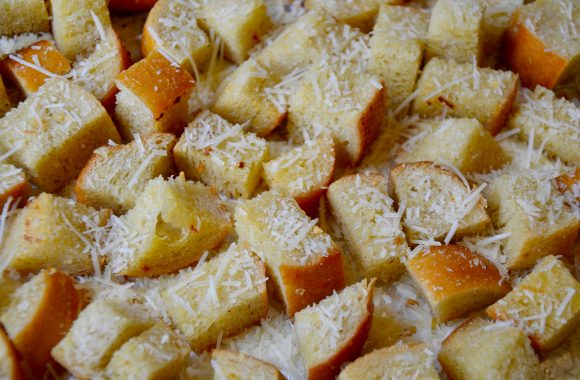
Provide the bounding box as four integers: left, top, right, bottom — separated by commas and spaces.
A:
264, 136, 335, 216
0, 270, 82, 377
161, 243, 268, 352
439, 318, 542, 380
485, 172, 579, 269
327, 174, 408, 281
198, 0, 272, 64
108, 0, 157, 12
0, 164, 29, 208
397, 118, 506, 173
235, 191, 346, 316
112, 13, 147, 63
51, 300, 153, 378
406, 244, 511, 322
142, 0, 211, 73
108, 176, 232, 277
1, 193, 110, 274
0, 78, 121, 192
0, 327, 24, 380
426, 0, 485, 63
295, 279, 375, 380
115, 51, 195, 139
212, 59, 287, 136
0, 0, 50, 36
480, 0, 523, 67
508, 86, 580, 166
413, 58, 519, 135
106, 323, 190, 379
0, 77, 11, 117
390, 162, 490, 243
1, 40, 71, 96
487, 256, 580, 351
174, 111, 269, 199
338, 343, 439, 380
541, 326, 580, 380
368, 5, 429, 113
50, 0, 113, 60
76, 133, 176, 214
71, 28, 131, 112
503, 0, 580, 89
211, 350, 284, 380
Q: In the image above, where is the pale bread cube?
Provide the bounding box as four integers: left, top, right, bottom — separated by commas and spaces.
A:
397, 118, 506, 173
0, 327, 24, 380
0, 0, 49, 36
487, 256, 580, 351
235, 191, 346, 316
1, 193, 110, 275
264, 136, 335, 216
295, 279, 375, 380
327, 174, 408, 281
439, 318, 542, 380
0, 270, 81, 378
51, 300, 153, 378
160, 243, 268, 352
107, 175, 232, 277
76, 133, 176, 214
105, 323, 190, 379
413, 58, 519, 135
338, 343, 439, 380
390, 162, 490, 243
174, 110, 269, 198
0, 78, 121, 192
541, 327, 580, 380
0, 163, 28, 208
211, 350, 284, 380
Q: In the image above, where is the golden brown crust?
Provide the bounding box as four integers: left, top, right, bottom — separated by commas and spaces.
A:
280, 248, 346, 317
553, 168, 580, 201
489, 77, 519, 135
140, 1, 164, 59
353, 83, 385, 166
211, 349, 284, 379
108, 0, 158, 13
0, 180, 29, 209
0, 327, 24, 380
295, 151, 335, 218
115, 51, 195, 120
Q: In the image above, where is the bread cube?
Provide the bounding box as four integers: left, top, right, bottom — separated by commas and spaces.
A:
1, 193, 110, 275
413, 58, 519, 135
71, 28, 131, 112
554, 168, 580, 209
407, 244, 510, 322
108, 0, 157, 12
439, 318, 542, 380
212, 59, 287, 136
0, 327, 24, 380
0, 163, 29, 208
0, 270, 82, 378
368, 5, 429, 113
541, 327, 580, 380
174, 110, 269, 198
295, 279, 375, 380
112, 13, 147, 63
0, 0, 50, 36
1, 40, 71, 96
0, 76, 11, 117
338, 343, 439, 380
0, 78, 121, 192
390, 162, 490, 243
50, 0, 113, 60
108, 175, 232, 277
51, 300, 153, 378
142, 0, 211, 73
235, 191, 346, 316
503, 0, 580, 89
161, 243, 268, 352
76, 133, 176, 214
485, 172, 579, 269
327, 174, 408, 281
397, 118, 506, 173
115, 51, 195, 140
106, 323, 190, 379
480, 0, 523, 67
508, 86, 580, 166
198, 0, 272, 64
487, 256, 580, 351
211, 350, 284, 380
264, 136, 335, 216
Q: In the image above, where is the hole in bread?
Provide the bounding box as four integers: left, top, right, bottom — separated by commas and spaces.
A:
155, 214, 183, 241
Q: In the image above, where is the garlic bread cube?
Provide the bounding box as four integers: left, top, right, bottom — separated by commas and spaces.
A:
211, 350, 284, 380
0, 163, 28, 208
295, 279, 375, 380
0, 0, 49, 36
235, 191, 346, 316
174, 110, 269, 199
108, 175, 232, 277
161, 243, 268, 352
0, 270, 82, 378
0, 327, 24, 380
0, 78, 121, 192
487, 256, 580, 351
76, 133, 176, 214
